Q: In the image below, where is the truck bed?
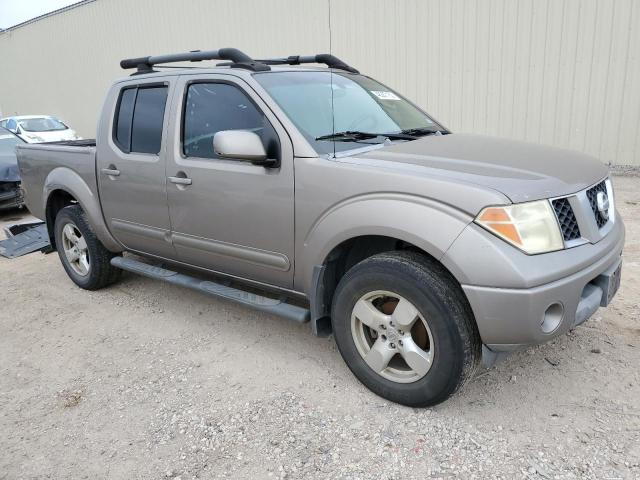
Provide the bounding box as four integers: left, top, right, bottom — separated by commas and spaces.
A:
16, 142, 98, 221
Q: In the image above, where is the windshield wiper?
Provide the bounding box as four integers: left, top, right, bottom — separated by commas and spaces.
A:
399, 127, 445, 137
316, 130, 417, 142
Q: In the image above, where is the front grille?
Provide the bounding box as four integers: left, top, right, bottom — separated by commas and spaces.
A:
552, 198, 581, 241
586, 180, 608, 228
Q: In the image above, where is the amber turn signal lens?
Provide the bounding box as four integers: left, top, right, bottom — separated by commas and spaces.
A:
477, 208, 510, 223
487, 222, 522, 245
478, 208, 523, 245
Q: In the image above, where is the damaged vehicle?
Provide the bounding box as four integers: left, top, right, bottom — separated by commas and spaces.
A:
16, 48, 625, 407
0, 127, 25, 210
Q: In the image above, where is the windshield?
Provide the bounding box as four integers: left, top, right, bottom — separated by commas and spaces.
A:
0, 133, 23, 155
19, 117, 68, 132
254, 71, 443, 155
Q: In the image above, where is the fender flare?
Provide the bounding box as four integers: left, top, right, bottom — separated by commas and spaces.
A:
296, 194, 473, 334
43, 167, 122, 252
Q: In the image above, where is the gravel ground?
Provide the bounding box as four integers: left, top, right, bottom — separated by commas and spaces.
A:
1, 176, 639, 480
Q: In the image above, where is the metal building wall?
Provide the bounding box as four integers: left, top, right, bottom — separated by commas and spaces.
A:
0, 0, 331, 140
1, 0, 638, 166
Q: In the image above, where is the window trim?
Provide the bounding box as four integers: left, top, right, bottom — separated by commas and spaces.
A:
112, 81, 169, 155
179, 79, 280, 162
113, 87, 137, 153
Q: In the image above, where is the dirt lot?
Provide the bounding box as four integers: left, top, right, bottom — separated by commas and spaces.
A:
1, 176, 638, 480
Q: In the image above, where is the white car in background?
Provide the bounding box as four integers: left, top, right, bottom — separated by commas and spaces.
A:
0, 115, 81, 143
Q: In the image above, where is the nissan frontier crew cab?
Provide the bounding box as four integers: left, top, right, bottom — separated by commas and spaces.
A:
17, 48, 625, 407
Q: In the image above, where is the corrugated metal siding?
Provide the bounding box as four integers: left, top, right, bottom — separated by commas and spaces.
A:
0, 0, 330, 140
1, 0, 638, 165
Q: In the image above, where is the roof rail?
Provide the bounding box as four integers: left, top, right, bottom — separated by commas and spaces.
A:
120, 48, 270, 74
254, 54, 359, 74
120, 49, 359, 75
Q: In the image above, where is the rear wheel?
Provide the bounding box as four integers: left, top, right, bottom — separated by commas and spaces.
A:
54, 205, 121, 290
331, 251, 481, 407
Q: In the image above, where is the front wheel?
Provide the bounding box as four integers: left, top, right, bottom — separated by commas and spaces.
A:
331, 251, 481, 407
54, 205, 121, 290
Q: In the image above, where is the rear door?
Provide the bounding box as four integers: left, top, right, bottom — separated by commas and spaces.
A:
164, 74, 295, 288
97, 80, 176, 258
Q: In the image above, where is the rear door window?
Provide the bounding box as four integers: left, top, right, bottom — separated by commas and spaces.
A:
114, 85, 168, 154
114, 88, 136, 151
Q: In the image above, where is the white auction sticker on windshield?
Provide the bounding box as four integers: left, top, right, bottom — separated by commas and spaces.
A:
370, 91, 400, 100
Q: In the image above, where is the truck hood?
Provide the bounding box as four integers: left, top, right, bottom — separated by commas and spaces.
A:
354, 134, 608, 203
0, 153, 20, 182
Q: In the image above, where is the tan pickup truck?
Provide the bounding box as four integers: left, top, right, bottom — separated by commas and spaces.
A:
17, 48, 624, 406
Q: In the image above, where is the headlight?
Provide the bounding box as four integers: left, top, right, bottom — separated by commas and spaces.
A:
475, 200, 563, 254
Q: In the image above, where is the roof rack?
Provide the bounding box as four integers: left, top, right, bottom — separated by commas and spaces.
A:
120, 48, 359, 75
254, 54, 359, 74
120, 48, 271, 74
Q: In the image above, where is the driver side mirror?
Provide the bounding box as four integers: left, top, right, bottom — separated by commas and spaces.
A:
213, 130, 277, 167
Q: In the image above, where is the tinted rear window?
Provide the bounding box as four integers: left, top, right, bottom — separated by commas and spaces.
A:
114, 85, 167, 154
131, 87, 168, 154
115, 88, 136, 151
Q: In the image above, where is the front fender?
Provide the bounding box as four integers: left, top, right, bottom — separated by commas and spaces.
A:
44, 167, 122, 252
296, 193, 473, 293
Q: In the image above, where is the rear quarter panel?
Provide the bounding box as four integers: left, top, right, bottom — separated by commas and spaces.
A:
16, 144, 121, 251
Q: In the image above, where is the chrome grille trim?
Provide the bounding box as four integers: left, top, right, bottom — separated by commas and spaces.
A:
586, 180, 609, 228
549, 176, 613, 248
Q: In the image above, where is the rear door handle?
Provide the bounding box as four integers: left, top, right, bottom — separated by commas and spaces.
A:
168, 176, 192, 186
101, 167, 120, 176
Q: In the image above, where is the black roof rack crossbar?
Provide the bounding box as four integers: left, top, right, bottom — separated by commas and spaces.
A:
120, 49, 358, 75
255, 54, 359, 74
120, 48, 270, 74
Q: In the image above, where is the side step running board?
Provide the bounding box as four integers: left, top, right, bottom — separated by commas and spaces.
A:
110, 256, 310, 324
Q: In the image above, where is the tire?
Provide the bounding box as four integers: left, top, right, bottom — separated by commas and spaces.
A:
54, 205, 121, 290
331, 251, 481, 407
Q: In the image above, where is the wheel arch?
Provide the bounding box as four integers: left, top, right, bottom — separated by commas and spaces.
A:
43, 167, 121, 252
45, 189, 77, 248
299, 196, 474, 336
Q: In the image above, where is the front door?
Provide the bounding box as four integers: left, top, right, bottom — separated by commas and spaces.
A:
97, 80, 176, 259
165, 75, 295, 288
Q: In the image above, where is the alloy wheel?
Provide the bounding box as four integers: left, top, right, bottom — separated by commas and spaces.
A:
350, 290, 434, 383
61, 222, 90, 276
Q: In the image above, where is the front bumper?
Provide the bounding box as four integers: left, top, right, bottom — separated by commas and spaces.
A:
0, 182, 23, 210
446, 216, 625, 351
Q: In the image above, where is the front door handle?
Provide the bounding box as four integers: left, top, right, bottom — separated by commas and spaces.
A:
101, 167, 120, 177
168, 175, 192, 186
